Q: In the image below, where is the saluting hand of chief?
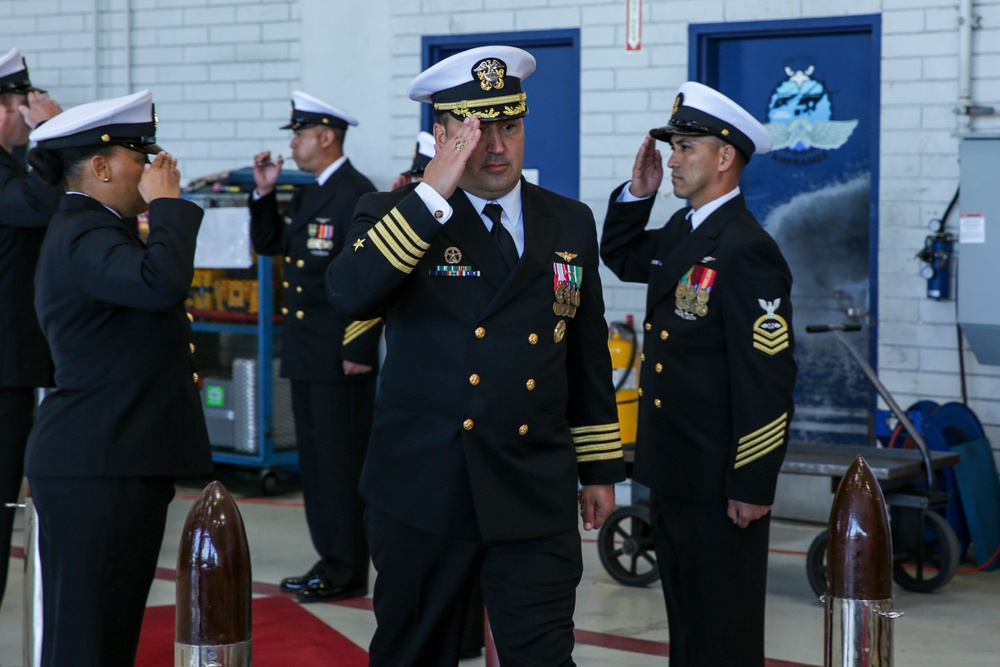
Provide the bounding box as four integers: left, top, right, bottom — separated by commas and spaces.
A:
629, 135, 663, 199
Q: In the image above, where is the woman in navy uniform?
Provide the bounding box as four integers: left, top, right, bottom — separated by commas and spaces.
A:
328, 46, 625, 666
249, 91, 381, 602
25, 89, 212, 667
0, 46, 62, 610
601, 82, 797, 667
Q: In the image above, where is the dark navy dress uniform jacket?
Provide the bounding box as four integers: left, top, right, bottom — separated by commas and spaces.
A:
327, 180, 626, 543
601, 186, 797, 506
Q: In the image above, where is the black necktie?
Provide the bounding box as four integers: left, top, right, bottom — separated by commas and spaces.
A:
484, 203, 518, 268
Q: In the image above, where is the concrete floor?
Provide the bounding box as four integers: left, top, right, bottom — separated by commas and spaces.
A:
2, 475, 999, 666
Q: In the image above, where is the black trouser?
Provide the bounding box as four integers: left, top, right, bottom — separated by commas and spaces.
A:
0, 387, 34, 608
650, 492, 771, 667
290, 376, 375, 588
366, 505, 581, 667
31, 476, 175, 667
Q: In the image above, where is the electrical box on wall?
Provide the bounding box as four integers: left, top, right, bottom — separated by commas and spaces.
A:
958, 136, 1000, 364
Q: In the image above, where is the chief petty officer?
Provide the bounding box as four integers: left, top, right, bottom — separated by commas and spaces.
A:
0, 46, 62, 611
600, 81, 798, 666
327, 45, 626, 666
250, 91, 380, 602
25, 89, 213, 667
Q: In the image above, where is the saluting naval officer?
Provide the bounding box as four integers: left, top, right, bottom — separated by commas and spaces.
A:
250, 91, 380, 603
600, 82, 798, 667
327, 46, 626, 666
0, 46, 62, 610
24, 89, 213, 667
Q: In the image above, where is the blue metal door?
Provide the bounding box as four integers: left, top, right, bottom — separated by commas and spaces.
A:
691, 16, 881, 445
422, 29, 580, 199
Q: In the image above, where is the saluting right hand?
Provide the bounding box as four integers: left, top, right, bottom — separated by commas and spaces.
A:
139, 152, 181, 203
18, 91, 62, 130
629, 135, 663, 199
253, 150, 283, 196
421, 116, 482, 200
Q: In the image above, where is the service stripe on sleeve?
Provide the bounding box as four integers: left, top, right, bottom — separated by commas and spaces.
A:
734, 412, 788, 469
367, 208, 428, 273
572, 423, 623, 462
342, 318, 382, 346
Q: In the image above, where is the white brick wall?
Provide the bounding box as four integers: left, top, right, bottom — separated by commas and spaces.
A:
3, 0, 1000, 462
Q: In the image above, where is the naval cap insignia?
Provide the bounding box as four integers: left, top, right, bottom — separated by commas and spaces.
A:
555, 251, 578, 263
473, 58, 507, 92
672, 93, 683, 116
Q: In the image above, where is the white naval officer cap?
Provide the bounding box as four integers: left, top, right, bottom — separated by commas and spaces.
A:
650, 81, 773, 161
281, 90, 358, 131
402, 130, 436, 176
0, 47, 43, 95
29, 89, 162, 155
407, 45, 535, 122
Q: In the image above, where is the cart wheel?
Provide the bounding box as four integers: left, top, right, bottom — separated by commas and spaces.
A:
892, 510, 960, 593
597, 504, 659, 587
805, 530, 829, 598
260, 470, 279, 497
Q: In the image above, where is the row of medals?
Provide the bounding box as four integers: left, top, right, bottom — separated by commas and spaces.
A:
676, 282, 709, 317
554, 281, 580, 318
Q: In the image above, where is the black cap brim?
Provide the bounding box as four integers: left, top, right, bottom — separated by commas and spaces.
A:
122, 142, 164, 155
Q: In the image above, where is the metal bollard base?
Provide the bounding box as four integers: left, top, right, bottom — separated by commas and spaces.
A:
824, 595, 901, 667
175, 640, 252, 666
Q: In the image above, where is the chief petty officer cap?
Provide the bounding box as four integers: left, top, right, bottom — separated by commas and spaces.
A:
29, 89, 162, 155
402, 130, 436, 176
407, 45, 535, 122
0, 47, 44, 95
281, 90, 358, 131
650, 81, 773, 162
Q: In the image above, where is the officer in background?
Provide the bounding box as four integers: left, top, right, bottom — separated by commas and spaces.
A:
601, 81, 797, 667
250, 91, 380, 603
0, 46, 62, 610
390, 129, 435, 190
327, 46, 625, 666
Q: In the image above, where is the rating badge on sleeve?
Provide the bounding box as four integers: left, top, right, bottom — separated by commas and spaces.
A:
752, 299, 790, 355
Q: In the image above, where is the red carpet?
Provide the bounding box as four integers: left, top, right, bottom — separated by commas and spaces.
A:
136, 595, 369, 666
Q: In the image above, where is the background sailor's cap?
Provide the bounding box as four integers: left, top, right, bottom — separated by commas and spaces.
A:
402, 131, 436, 176
407, 45, 535, 122
29, 89, 162, 155
650, 81, 772, 160
281, 90, 358, 130
0, 47, 43, 95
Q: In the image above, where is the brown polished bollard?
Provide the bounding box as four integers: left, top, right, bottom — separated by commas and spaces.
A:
824, 456, 902, 667
175, 481, 252, 666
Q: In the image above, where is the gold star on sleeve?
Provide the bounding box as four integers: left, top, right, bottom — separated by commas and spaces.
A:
353, 238, 366, 251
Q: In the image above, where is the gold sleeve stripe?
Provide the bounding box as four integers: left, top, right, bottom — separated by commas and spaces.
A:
736, 431, 784, 461
571, 423, 620, 436
573, 430, 623, 445
577, 450, 625, 463
734, 439, 784, 469
737, 421, 786, 453
367, 228, 414, 273
575, 442, 622, 454
342, 318, 382, 346
738, 413, 788, 445
389, 208, 431, 251
372, 216, 421, 266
